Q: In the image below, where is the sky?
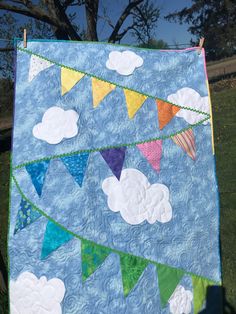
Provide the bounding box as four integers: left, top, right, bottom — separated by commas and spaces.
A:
0, 0, 194, 47
72, 0, 194, 46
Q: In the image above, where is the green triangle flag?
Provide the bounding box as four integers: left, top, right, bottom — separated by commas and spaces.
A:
157, 264, 184, 307
120, 254, 148, 296
41, 221, 73, 259
192, 276, 215, 314
81, 239, 111, 281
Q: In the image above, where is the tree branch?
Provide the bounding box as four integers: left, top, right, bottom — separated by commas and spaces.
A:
0, 1, 82, 40
0, 48, 14, 52
108, 0, 143, 43
85, 0, 99, 40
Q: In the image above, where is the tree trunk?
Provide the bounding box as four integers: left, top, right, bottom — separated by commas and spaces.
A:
85, 0, 99, 41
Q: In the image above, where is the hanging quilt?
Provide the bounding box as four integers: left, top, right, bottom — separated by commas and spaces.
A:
8, 40, 221, 314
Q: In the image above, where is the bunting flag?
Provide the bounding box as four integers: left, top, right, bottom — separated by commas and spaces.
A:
157, 264, 184, 307
192, 276, 214, 314
123, 89, 148, 119
172, 129, 196, 160
61, 68, 85, 95
25, 160, 50, 197
137, 140, 162, 172
156, 99, 180, 129
41, 221, 73, 260
91, 78, 116, 108
28, 55, 53, 82
14, 198, 41, 234
120, 254, 148, 296
61, 152, 89, 187
81, 239, 111, 281
100, 147, 126, 180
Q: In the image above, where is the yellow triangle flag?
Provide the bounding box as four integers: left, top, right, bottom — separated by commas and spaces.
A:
123, 89, 148, 119
61, 68, 85, 95
92, 78, 116, 108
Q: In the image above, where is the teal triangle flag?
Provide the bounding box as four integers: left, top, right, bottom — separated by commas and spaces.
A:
25, 160, 50, 196
41, 221, 73, 259
14, 198, 41, 234
61, 152, 89, 187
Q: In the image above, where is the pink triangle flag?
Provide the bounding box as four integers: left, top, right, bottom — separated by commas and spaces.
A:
137, 140, 162, 172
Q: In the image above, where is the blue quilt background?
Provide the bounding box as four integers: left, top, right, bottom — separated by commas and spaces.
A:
9, 41, 221, 313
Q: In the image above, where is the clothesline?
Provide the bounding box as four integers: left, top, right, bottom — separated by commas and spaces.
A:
0, 37, 192, 48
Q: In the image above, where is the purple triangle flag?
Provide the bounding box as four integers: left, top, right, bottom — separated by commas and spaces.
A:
100, 147, 126, 180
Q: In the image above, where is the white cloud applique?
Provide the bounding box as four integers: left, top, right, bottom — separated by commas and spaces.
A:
102, 168, 172, 225
33, 106, 79, 144
168, 285, 193, 314
167, 87, 210, 124
10, 271, 65, 314
106, 50, 143, 75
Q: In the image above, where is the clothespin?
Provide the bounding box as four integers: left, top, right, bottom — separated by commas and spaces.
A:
198, 37, 204, 55
23, 29, 27, 48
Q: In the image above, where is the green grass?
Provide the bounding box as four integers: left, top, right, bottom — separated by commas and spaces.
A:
211, 87, 236, 308
0, 87, 235, 312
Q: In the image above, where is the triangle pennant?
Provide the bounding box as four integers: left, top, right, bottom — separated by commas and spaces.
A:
14, 198, 41, 234
100, 147, 126, 180
81, 239, 111, 281
120, 254, 148, 296
25, 160, 50, 197
172, 129, 196, 160
192, 276, 215, 314
61, 67, 85, 95
91, 78, 116, 108
123, 89, 148, 119
157, 264, 184, 307
61, 152, 89, 187
156, 99, 180, 129
28, 55, 53, 82
137, 140, 162, 172
41, 221, 73, 259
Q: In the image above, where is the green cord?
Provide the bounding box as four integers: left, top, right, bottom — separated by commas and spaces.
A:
13, 116, 209, 170
17, 46, 210, 117
12, 174, 220, 285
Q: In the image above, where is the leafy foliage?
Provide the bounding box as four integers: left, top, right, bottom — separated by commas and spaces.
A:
165, 0, 236, 60
138, 38, 169, 49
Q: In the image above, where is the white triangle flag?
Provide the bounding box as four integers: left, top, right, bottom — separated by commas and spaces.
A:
28, 55, 53, 82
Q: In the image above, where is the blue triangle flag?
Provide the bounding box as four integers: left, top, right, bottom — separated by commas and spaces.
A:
25, 160, 50, 197
14, 198, 41, 234
41, 221, 73, 259
61, 152, 89, 187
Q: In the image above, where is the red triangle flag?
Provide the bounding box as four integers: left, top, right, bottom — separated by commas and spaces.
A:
156, 99, 180, 130
137, 140, 162, 172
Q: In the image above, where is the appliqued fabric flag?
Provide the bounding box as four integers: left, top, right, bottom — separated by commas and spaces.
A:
25, 160, 50, 197
91, 78, 116, 108
172, 129, 196, 160
41, 221, 73, 260
100, 147, 126, 180
123, 89, 147, 118
137, 140, 162, 172
60, 153, 89, 187
28, 55, 53, 82
9, 41, 221, 314
61, 67, 85, 95
156, 99, 180, 129
14, 198, 41, 234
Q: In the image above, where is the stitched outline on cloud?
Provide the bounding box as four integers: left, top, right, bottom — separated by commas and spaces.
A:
33, 106, 79, 144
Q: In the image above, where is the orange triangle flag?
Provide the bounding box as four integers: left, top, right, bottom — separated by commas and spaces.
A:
156, 99, 180, 130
